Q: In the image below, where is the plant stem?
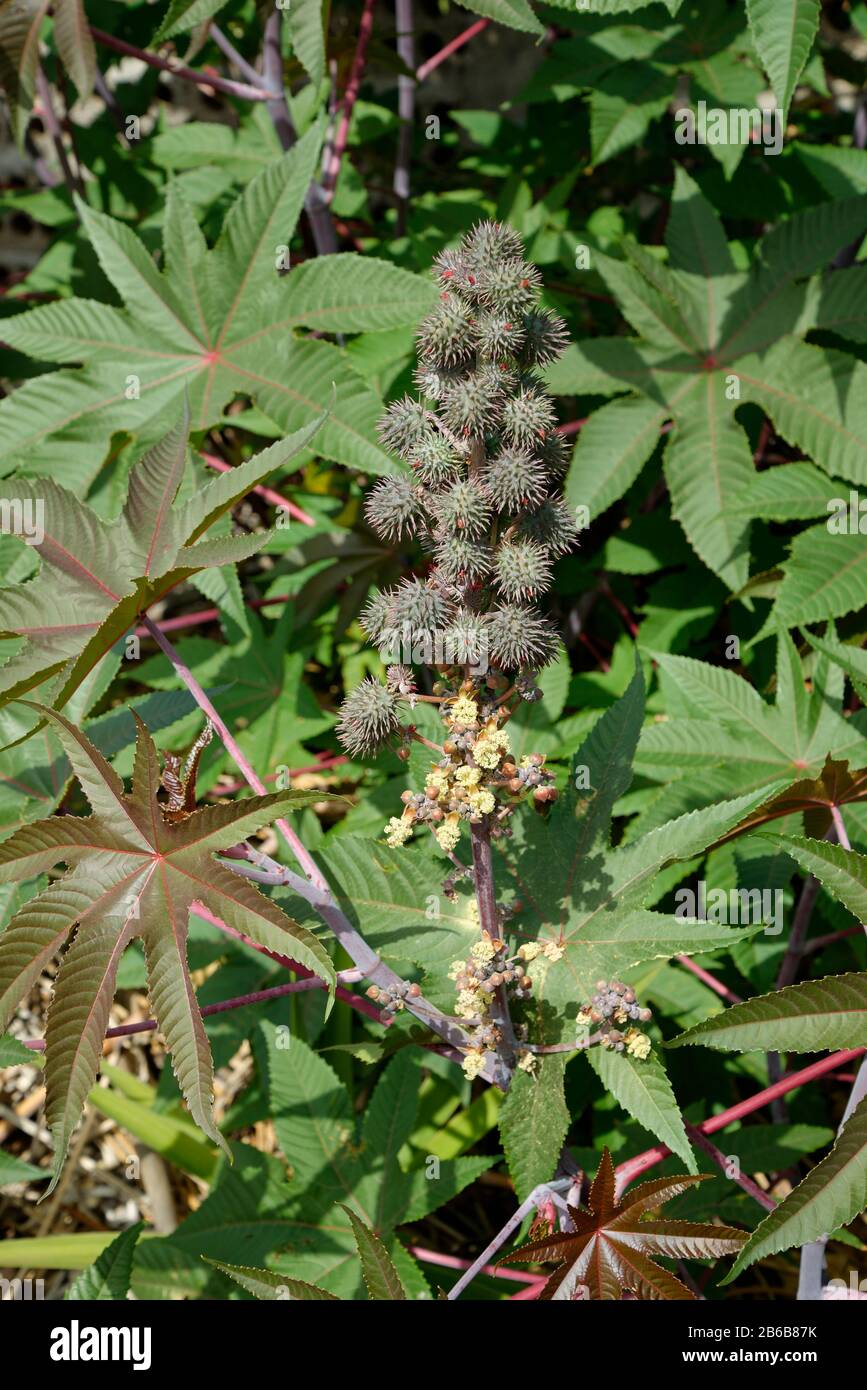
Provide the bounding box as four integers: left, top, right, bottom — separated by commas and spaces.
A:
89, 27, 273, 101
447, 1177, 573, 1301
34, 65, 82, 198
676, 954, 743, 1004
322, 0, 376, 199
797, 1054, 867, 1299
686, 1125, 777, 1212
209, 22, 264, 89
20, 971, 366, 1051
200, 451, 316, 525
416, 19, 489, 82
615, 1048, 866, 1191
393, 0, 415, 232
260, 11, 338, 256
138, 615, 510, 1085
471, 820, 517, 1070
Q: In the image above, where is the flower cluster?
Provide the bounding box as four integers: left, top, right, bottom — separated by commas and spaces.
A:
336, 222, 578, 769
576, 979, 653, 1058
448, 933, 540, 1076
365, 978, 422, 1021
383, 682, 557, 854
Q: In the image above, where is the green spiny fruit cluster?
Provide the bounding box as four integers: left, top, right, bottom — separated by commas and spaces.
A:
337, 221, 576, 766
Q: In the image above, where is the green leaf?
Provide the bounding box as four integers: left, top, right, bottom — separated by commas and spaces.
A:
745, 0, 821, 119
669, 972, 867, 1053
454, 0, 544, 37
774, 834, 867, 924
663, 379, 752, 590
0, 1150, 44, 1186
52, 0, 95, 99
0, 133, 415, 484
498, 1055, 569, 1200
586, 1046, 697, 1172
0, 410, 325, 715
153, 0, 229, 42
565, 395, 665, 523
204, 1260, 340, 1300
66, 1222, 144, 1300
281, 255, 438, 333
339, 1205, 409, 1300
724, 1094, 867, 1281
288, 0, 327, 88
776, 527, 867, 626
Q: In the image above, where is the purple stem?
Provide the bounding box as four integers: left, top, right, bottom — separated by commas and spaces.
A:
393, 0, 415, 232
90, 26, 273, 102
20, 971, 365, 1051
686, 1126, 777, 1212
34, 65, 82, 198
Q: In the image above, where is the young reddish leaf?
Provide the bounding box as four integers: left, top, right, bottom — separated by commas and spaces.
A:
501, 1147, 745, 1300
0, 704, 340, 1184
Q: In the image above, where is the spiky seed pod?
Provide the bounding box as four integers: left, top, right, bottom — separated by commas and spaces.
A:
414, 360, 464, 403
418, 293, 476, 368
500, 384, 558, 447
363, 475, 423, 543
378, 396, 433, 459
441, 371, 504, 435
487, 604, 559, 670
337, 677, 401, 757
520, 309, 570, 366
359, 589, 394, 644
475, 259, 542, 313
473, 311, 525, 361
518, 496, 580, 558
482, 450, 548, 511
443, 609, 488, 668
463, 220, 525, 269
494, 541, 553, 602
434, 534, 493, 584
536, 429, 570, 476
386, 664, 416, 696
409, 433, 464, 485
387, 577, 456, 639
432, 480, 493, 538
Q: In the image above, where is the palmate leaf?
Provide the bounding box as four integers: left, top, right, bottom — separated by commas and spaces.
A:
556, 170, 867, 590
723, 1095, 867, 1282
501, 661, 791, 1045
0, 128, 436, 488
668, 972, 867, 1053
502, 1148, 744, 1300
633, 634, 867, 834
0, 705, 339, 1189
0, 408, 325, 719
